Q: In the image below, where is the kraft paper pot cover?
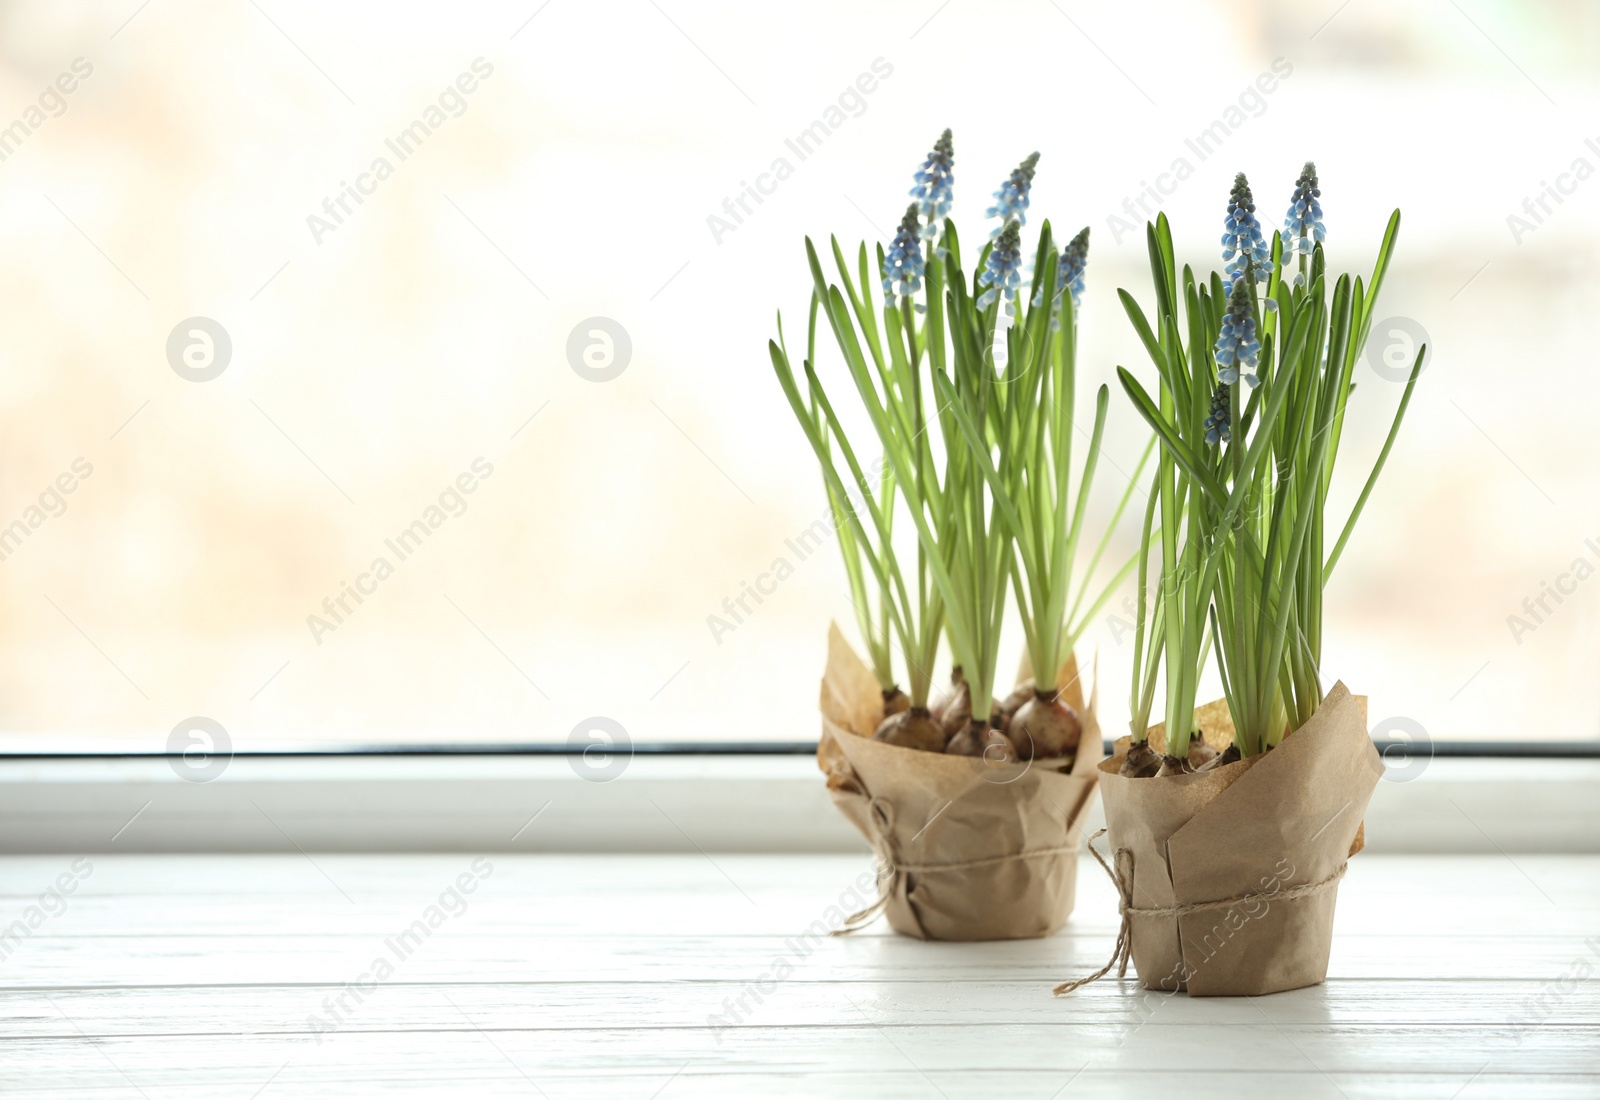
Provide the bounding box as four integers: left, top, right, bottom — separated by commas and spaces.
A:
1061, 684, 1379, 996
818, 623, 1103, 942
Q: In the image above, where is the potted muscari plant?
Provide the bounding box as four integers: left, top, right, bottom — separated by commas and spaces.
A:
1058, 165, 1422, 996
769, 133, 1147, 940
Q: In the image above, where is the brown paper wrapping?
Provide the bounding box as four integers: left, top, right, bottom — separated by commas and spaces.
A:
1091, 682, 1380, 996
818, 623, 1102, 941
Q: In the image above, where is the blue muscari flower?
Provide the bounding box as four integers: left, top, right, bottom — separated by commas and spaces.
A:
985, 152, 1039, 239
1213, 278, 1261, 387
909, 129, 955, 241
977, 221, 1023, 314
882, 204, 926, 299
1204, 383, 1231, 446
1030, 227, 1090, 329
1283, 161, 1324, 283
1222, 172, 1273, 289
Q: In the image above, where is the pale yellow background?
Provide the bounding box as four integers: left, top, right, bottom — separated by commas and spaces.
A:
0, 0, 1595, 746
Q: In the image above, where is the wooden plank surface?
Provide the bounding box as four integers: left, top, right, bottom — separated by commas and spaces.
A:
0, 853, 1595, 1097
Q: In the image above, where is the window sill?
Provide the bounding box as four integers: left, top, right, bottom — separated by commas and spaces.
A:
1, 752, 1594, 854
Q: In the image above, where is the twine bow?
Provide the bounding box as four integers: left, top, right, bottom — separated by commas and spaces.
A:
1052, 828, 1134, 993
1052, 827, 1349, 996
834, 798, 899, 934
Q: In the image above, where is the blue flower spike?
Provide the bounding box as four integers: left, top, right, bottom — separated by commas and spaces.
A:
883, 204, 927, 300
909, 129, 955, 241
1283, 161, 1324, 287
977, 221, 1024, 315
1030, 226, 1090, 330
1222, 172, 1273, 289
1213, 277, 1261, 387
1059, 227, 1090, 308
986, 152, 1039, 238
1203, 383, 1232, 446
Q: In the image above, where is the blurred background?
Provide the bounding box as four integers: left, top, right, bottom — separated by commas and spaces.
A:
0, 0, 1595, 747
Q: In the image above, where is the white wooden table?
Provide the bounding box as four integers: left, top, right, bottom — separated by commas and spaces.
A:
0, 853, 1595, 1097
